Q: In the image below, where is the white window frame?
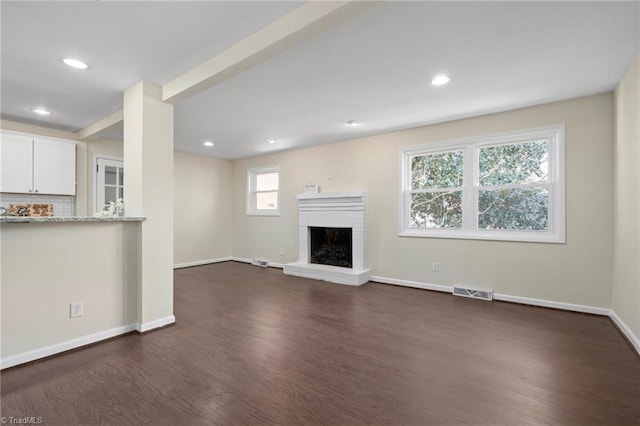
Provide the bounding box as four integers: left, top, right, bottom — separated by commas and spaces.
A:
399, 125, 565, 243
92, 155, 124, 215
247, 165, 280, 216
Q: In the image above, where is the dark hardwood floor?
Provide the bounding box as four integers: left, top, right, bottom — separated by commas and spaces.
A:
2, 261, 639, 425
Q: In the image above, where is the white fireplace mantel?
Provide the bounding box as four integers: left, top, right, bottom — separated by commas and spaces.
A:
283, 192, 370, 286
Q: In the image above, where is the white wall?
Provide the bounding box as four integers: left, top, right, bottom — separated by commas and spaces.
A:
233, 94, 614, 309
612, 52, 640, 344
1, 222, 139, 363
174, 151, 233, 266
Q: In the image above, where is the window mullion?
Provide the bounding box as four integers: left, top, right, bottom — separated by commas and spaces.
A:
462, 145, 476, 231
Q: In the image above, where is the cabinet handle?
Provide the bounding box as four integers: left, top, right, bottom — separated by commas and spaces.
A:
35, 189, 39, 193
28, 189, 33, 193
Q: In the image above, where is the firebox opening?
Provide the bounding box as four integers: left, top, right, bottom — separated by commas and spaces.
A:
309, 227, 353, 268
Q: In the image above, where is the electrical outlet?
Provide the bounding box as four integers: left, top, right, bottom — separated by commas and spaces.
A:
69, 301, 83, 318
432, 262, 439, 272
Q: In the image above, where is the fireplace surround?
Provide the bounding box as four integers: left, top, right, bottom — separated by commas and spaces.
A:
283, 192, 369, 286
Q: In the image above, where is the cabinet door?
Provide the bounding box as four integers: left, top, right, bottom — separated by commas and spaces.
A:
1, 132, 33, 193
32, 138, 76, 195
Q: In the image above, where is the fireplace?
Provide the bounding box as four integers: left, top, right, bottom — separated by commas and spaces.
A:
309, 227, 353, 268
283, 192, 370, 286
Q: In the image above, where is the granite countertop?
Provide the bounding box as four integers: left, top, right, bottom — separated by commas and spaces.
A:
0, 216, 146, 223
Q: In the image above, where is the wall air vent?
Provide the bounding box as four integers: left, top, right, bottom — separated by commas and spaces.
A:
252, 259, 269, 268
452, 285, 493, 301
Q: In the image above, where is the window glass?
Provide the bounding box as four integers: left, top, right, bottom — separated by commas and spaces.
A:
411, 151, 463, 190
411, 191, 463, 229
479, 140, 548, 186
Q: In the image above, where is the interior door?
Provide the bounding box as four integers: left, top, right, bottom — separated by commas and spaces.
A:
95, 157, 124, 214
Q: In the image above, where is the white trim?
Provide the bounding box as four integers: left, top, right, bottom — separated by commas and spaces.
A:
174, 257, 232, 269
136, 315, 175, 333
609, 310, 640, 356
370, 275, 609, 315
231, 256, 284, 269
369, 275, 453, 293
0, 324, 137, 370
492, 293, 609, 316
399, 228, 565, 243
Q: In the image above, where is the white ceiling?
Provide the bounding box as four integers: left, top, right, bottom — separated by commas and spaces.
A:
2, 1, 639, 160
1, 1, 301, 129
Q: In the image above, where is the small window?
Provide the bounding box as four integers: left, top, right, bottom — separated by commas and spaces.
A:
247, 166, 280, 216
400, 125, 565, 243
95, 157, 124, 214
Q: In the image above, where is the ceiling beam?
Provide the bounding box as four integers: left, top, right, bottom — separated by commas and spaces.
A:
76, 109, 123, 141
78, 1, 370, 135
162, 1, 370, 104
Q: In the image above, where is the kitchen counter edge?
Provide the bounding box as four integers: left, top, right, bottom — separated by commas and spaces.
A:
0, 216, 146, 223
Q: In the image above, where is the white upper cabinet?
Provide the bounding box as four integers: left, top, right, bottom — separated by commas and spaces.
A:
1, 131, 76, 195
33, 138, 76, 195
0, 133, 33, 193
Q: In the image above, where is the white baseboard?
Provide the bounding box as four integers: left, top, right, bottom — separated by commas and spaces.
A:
1, 315, 177, 369
609, 310, 640, 356
231, 256, 284, 268
136, 315, 176, 333
174, 257, 232, 269
369, 275, 453, 293
0, 324, 137, 370
370, 275, 609, 316
492, 293, 610, 316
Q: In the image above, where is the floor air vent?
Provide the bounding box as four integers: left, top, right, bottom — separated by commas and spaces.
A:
452, 285, 493, 301
252, 259, 269, 268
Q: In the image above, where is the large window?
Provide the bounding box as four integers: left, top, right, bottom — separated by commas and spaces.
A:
400, 125, 565, 243
247, 166, 280, 216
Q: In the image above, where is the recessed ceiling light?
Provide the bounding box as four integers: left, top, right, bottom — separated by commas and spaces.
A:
267, 138, 277, 144
63, 58, 88, 69
345, 120, 360, 126
31, 108, 52, 116
431, 75, 450, 86
203, 141, 214, 147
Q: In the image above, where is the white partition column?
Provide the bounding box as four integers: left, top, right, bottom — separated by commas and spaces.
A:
124, 81, 175, 331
